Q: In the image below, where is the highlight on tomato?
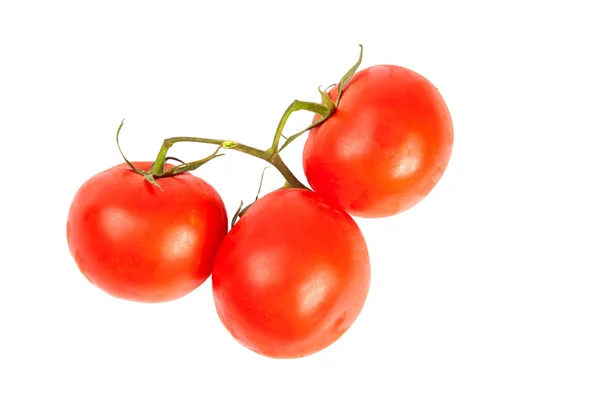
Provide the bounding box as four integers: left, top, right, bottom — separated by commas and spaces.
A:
212, 188, 370, 358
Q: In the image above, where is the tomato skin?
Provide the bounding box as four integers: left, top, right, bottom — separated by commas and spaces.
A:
212, 188, 370, 358
303, 65, 454, 218
66, 162, 228, 303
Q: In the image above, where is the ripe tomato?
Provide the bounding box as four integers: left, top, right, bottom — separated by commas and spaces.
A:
212, 188, 370, 358
66, 162, 228, 303
303, 65, 454, 218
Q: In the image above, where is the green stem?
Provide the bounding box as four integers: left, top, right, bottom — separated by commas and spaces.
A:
163, 136, 266, 159
268, 100, 329, 155
118, 45, 365, 193
231, 166, 270, 228
268, 152, 306, 189
272, 45, 364, 154
336, 44, 363, 105
278, 113, 329, 153
160, 147, 224, 178
151, 136, 308, 190
150, 141, 172, 176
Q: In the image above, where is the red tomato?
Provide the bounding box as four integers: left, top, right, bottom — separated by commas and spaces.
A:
303, 65, 454, 218
66, 162, 228, 303
212, 188, 370, 358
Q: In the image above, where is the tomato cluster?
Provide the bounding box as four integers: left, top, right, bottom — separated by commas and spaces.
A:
66, 46, 453, 358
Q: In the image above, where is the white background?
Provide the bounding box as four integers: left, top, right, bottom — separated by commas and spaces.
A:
1, 1, 599, 399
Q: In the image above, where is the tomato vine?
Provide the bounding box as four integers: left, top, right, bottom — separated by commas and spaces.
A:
116, 45, 364, 195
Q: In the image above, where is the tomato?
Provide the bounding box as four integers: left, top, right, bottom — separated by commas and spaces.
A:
66, 162, 228, 303
212, 188, 370, 358
303, 65, 454, 218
